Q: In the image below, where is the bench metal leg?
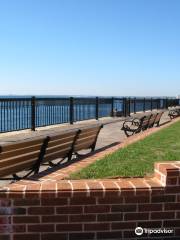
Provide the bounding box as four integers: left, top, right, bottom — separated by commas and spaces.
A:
0, 168, 36, 181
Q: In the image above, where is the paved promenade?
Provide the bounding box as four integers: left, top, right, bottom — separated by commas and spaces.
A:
0, 111, 170, 148
0, 111, 171, 187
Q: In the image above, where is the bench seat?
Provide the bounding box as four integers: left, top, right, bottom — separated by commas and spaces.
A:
0, 124, 103, 180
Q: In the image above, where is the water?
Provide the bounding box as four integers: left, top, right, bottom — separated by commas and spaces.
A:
0, 97, 171, 133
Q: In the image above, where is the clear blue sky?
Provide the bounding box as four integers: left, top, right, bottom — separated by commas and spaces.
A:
0, 0, 180, 97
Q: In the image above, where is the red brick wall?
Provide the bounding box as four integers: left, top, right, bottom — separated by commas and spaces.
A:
0, 162, 180, 240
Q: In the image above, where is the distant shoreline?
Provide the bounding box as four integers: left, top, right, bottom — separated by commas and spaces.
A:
0, 95, 176, 99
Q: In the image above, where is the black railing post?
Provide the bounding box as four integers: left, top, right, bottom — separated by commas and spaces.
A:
111, 97, 114, 117
156, 98, 158, 109
96, 97, 99, 120
31, 96, 36, 131
177, 98, 179, 106
123, 97, 126, 117
128, 98, 131, 116
70, 97, 74, 124
165, 98, 167, 109
125, 98, 128, 117
143, 98, 146, 112
134, 97, 136, 114
151, 98, 153, 111
162, 98, 165, 109
160, 98, 162, 109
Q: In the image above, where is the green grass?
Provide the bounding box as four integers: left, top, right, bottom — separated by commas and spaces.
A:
70, 121, 180, 179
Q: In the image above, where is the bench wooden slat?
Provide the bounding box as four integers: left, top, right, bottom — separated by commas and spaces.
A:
48, 131, 78, 141
45, 142, 73, 155
43, 148, 71, 162
0, 150, 40, 168
47, 135, 76, 148
0, 138, 45, 152
77, 130, 99, 139
0, 158, 38, 177
79, 125, 102, 134
0, 144, 42, 160
75, 134, 97, 145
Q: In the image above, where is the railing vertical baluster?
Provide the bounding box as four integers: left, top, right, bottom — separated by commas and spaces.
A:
151, 98, 153, 111
4, 101, 7, 132
111, 97, 114, 117
6, 100, 8, 132
166, 97, 168, 109
70, 97, 74, 124
124, 97, 127, 117
126, 98, 128, 116
0, 101, 1, 132
3, 100, 5, 132
31, 96, 36, 131
18, 100, 21, 130
0, 95, 178, 134
128, 98, 131, 116
96, 97, 99, 120
134, 97, 136, 114
26, 100, 28, 129
143, 98, 146, 112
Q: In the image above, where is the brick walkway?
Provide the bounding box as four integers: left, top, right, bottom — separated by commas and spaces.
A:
0, 112, 180, 240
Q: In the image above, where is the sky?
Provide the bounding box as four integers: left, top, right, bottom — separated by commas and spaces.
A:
0, 0, 180, 97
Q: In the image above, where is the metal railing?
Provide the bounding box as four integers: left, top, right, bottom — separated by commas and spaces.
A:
0, 96, 179, 133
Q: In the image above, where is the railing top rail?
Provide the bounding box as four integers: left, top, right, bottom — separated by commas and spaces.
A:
0, 98, 32, 101
0, 96, 178, 101
35, 97, 70, 101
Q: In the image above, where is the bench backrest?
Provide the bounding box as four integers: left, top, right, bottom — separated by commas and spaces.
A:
73, 124, 103, 152
0, 137, 46, 177
148, 113, 158, 127
141, 114, 152, 130
0, 125, 103, 178
43, 129, 80, 163
154, 111, 164, 125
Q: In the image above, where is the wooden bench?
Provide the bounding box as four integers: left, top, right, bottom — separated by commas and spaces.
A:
0, 124, 103, 180
148, 112, 158, 128
44, 124, 103, 165
154, 110, 164, 126
121, 110, 165, 137
121, 114, 150, 137
0, 137, 48, 180
73, 124, 103, 157
122, 112, 160, 137
168, 106, 180, 119
139, 113, 152, 131
43, 129, 80, 166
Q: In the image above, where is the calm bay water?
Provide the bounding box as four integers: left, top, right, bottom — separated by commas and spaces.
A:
0, 96, 167, 133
